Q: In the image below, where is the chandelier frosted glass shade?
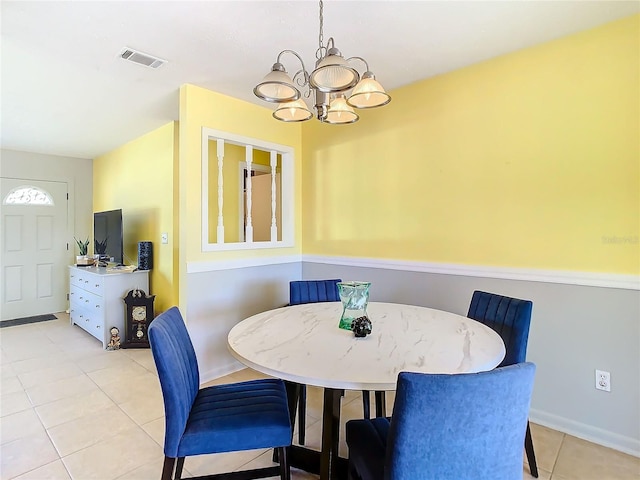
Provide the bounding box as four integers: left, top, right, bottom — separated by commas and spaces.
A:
325, 96, 359, 124
309, 49, 359, 93
252, 1, 390, 124
273, 99, 314, 122
253, 64, 300, 103
347, 73, 391, 109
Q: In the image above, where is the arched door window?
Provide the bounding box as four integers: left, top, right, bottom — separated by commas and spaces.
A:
2, 186, 54, 206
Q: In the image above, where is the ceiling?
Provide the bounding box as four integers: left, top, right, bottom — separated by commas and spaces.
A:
1, 1, 638, 160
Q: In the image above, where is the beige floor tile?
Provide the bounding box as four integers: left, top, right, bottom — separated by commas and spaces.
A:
140, 417, 165, 447
13, 459, 72, 480
47, 404, 138, 456
118, 390, 165, 425
237, 449, 319, 479
229, 367, 274, 383
201, 375, 242, 387
552, 434, 640, 480
1, 363, 16, 379
62, 426, 162, 480
0, 375, 24, 395
35, 389, 116, 429
0, 430, 59, 480
1, 376, 25, 395
119, 348, 157, 373
0, 408, 45, 445
113, 457, 165, 480
74, 350, 136, 374
99, 371, 161, 405
1, 390, 32, 417
524, 467, 552, 480
86, 361, 150, 387
25, 373, 98, 406
10, 352, 71, 375
183, 448, 269, 477
0, 349, 10, 365
18, 362, 84, 389
528, 422, 564, 472
1, 340, 62, 363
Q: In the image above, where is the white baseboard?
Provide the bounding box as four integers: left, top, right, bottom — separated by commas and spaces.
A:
530, 408, 640, 458
199, 359, 245, 385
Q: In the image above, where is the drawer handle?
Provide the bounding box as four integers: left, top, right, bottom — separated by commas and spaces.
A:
84, 280, 89, 284
85, 300, 89, 304
95, 305, 100, 309
85, 318, 89, 322
95, 284, 100, 288
96, 325, 100, 329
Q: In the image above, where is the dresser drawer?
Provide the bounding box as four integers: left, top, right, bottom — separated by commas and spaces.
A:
70, 306, 103, 342
70, 272, 104, 297
69, 285, 104, 313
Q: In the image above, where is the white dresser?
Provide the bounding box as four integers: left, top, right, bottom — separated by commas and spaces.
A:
68, 266, 149, 349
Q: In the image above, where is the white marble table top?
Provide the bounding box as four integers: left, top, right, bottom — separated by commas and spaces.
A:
228, 302, 506, 391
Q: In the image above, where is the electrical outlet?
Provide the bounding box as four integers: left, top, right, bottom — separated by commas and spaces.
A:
161, 233, 168, 244
595, 370, 611, 392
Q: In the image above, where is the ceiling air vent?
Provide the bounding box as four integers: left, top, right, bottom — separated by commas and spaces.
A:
119, 47, 167, 69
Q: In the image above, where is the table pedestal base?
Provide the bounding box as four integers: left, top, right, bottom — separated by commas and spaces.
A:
283, 383, 349, 480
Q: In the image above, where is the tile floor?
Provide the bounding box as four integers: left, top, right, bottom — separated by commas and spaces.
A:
1, 314, 638, 480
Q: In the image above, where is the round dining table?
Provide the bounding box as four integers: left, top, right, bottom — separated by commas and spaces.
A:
228, 301, 506, 480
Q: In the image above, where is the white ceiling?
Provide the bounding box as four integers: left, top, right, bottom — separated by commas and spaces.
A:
1, 1, 638, 160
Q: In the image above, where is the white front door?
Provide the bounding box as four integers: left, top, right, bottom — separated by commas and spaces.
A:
1, 178, 69, 321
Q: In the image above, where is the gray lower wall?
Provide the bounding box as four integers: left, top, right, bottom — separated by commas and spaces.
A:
186, 261, 301, 380
185, 258, 639, 457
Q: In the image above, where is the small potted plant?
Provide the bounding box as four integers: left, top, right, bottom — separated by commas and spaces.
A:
74, 237, 93, 266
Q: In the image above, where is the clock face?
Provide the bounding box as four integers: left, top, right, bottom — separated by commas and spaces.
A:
132, 306, 146, 321
136, 327, 145, 339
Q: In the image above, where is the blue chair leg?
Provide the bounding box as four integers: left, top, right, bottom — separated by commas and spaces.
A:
161, 457, 175, 480
175, 457, 185, 480
525, 421, 538, 478
278, 446, 291, 480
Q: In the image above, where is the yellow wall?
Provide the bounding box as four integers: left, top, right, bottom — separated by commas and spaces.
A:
93, 122, 178, 311
178, 85, 303, 306
302, 15, 639, 275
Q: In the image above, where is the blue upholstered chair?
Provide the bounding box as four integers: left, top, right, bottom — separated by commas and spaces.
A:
148, 307, 292, 480
289, 279, 341, 444
346, 363, 536, 480
467, 290, 538, 478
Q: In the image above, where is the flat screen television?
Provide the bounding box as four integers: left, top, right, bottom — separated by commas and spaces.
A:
94, 209, 124, 265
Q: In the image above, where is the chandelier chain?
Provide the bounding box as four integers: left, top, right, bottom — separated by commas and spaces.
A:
317, 0, 324, 59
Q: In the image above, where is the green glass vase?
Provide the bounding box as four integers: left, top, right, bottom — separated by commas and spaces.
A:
337, 281, 371, 330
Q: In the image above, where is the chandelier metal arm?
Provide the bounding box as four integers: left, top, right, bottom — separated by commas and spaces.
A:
276, 50, 309, 79
346, 56, 370, 74
254, 0, 390, 123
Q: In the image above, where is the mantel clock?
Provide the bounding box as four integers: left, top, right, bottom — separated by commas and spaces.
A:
122, 288, 155, 348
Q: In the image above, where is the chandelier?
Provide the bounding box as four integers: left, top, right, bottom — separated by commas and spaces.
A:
253, 0, 391, 125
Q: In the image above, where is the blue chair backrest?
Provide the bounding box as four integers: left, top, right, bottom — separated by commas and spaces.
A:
467, 290, 533, 367
386, 363, 536, 480
148, 306, 200, 457
289, 279, 341, 305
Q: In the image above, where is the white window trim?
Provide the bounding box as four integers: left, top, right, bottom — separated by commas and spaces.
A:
201, 127, 295, 252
